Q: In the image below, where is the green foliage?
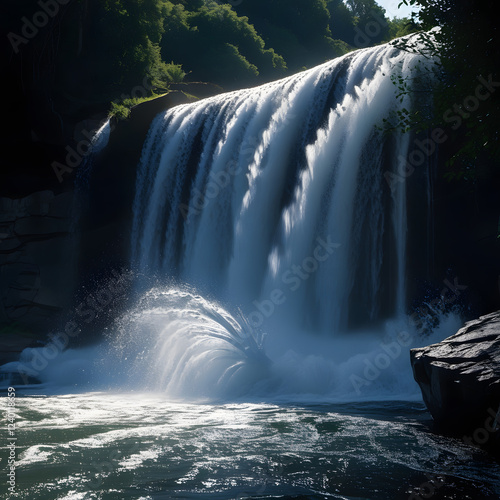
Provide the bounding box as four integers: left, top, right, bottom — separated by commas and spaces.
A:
386, 16, 419, 39
150, 61, 187, 89
4, 0, 419, 129
395, 0, 500, 179
110, 101, 132, 120
327, 0, 357, 45
347, 0, 390, 45
110, 92, 169, 120
160, 1, 287, 88
378, 56, 434, 136
53, 0, 168, 103
328, 0, 419, 50
328, 38, 353, 56
231, 0, 338, 71
162, 62, 187, 83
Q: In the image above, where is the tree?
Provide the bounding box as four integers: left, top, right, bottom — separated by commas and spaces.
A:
345, 0, 390, 45
230, 0, 345, 71
397, 0, 500, 179
65, 0, 167, 100
386, 16, 418, 40
160, 1, 287, 88
327, 0, 356, 45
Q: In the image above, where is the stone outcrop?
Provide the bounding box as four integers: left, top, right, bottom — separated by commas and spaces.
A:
411, 311, 500, 451
0, 190, 77, 363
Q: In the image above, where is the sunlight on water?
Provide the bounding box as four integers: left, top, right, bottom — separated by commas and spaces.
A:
131, 34, 435, 334
4, 394, 500, 499
4, 285, 464, 404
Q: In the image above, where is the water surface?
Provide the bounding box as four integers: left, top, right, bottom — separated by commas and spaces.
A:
4, 393, 500, 499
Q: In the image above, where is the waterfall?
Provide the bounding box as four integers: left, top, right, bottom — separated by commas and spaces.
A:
75, 118, 112, 193
131, 38, 433, 336
4, 38, 453, 400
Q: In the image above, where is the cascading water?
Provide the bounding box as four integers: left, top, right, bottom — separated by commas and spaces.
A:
4, 36, 455, 402
76, 118, 112, 190
132, 39, 430, 331
105, 36, 455, 401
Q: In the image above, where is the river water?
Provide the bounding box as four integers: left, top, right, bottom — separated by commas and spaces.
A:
3, 392, 500, 499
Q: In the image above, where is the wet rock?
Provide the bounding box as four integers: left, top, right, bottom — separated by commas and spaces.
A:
411, 311, 500, 452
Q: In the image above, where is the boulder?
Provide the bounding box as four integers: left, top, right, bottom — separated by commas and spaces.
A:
411, 311, 500, 451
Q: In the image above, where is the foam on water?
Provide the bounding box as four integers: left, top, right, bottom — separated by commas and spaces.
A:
4, 285, 463, 402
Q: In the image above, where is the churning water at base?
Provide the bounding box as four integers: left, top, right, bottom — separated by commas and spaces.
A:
5, 395, 500, 499
98, 285, 463, 402
4, 284, 463, 402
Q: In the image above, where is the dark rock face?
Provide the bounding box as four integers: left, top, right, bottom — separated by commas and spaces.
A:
0, 190, 76, 364
77, 85, 223, 291
0, 84, 224, 356
411, 311, 500, 450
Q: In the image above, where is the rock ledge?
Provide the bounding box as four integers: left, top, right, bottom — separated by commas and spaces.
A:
411, 311, 500, 449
